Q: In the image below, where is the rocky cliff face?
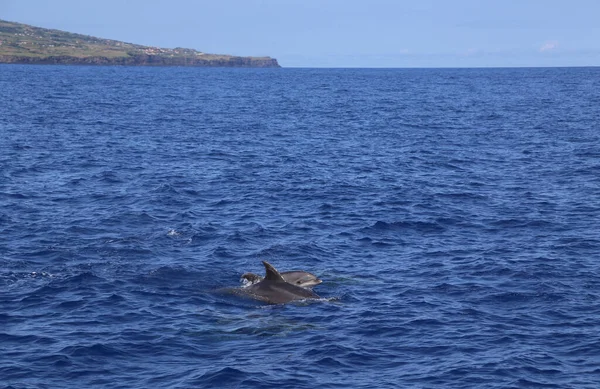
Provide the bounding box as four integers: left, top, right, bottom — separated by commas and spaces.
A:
0, 54, 280, 67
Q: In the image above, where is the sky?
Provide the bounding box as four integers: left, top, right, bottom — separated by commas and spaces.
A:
1, 0, 599, 68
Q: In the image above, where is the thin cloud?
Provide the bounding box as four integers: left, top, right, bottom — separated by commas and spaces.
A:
539, 41, 558, 52
462, 48, 479, 56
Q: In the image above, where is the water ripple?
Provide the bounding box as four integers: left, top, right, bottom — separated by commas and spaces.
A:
1, 66, 600, 388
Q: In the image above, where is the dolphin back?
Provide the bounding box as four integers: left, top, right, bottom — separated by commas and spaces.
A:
247, 279, 319, 304
241, 261, 321, 304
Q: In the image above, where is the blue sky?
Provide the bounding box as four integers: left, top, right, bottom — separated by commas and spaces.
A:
2, 0, 599, 67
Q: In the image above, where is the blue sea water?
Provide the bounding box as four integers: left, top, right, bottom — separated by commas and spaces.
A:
1, 65, 600, 388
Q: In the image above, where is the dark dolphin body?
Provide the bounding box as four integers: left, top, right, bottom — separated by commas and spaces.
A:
244, 261, 320, 304
241, 269, 322, 288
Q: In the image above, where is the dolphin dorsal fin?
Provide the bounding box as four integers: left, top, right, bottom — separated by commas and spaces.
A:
262, 261, 286, 283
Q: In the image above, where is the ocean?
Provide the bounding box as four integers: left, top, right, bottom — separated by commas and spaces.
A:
1, 65, 599, 388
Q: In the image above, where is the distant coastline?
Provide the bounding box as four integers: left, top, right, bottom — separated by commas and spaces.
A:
0, 19, 280, 68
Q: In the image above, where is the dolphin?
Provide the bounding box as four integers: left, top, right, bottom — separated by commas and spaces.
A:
244, 261, 320, 304
241, 269, 322, 288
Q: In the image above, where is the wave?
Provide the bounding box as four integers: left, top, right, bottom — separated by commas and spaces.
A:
363, 220, 446, 233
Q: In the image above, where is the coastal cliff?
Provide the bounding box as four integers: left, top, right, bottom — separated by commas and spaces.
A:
0, 19, 280, 68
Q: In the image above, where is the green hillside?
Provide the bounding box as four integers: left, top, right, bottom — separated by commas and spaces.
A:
0, 19, 280, 67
